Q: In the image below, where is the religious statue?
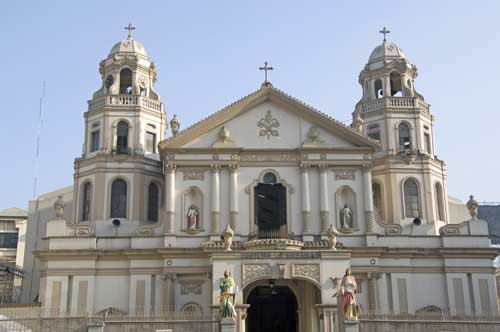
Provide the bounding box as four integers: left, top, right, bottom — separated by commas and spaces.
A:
186, 204, 199, 230
218, 126, 231, 144
341, 268, 359, 320
222, 224, 234, 251
53, 195, 65, 220
341, 204, 352, 229
219, 270, 237, 320
170, 114, 180, 136
326, 225, 339, 249
466, 195, 479, 220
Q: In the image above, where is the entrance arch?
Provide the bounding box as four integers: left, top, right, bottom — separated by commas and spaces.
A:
246, 284, 298, 332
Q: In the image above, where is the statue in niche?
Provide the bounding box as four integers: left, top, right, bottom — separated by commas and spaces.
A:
219, 270, 237, 320
341, 268, 359, 320
186, 204, 199, 230
340, 204, 353, 229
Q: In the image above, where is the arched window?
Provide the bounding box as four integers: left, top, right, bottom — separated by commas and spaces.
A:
372, 182, 383, 220
263, 172, 277, 185
147, 183, 159, 222
374, 79, 383, 99
435, 182, 445, 221
390, 72, 402, 96
398, 123, 411, 154
81, 182, 92, 222
116, 121, 129, 154
110, 179, 127, 218
403, 179, 420, 218
119, 68, 133, 94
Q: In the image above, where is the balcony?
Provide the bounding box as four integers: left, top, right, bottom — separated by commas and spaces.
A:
112, 146, 132, 155
88, 95, 163, 113
355, 97, 429, 114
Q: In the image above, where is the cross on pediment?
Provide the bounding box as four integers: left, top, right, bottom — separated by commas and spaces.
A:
259, 61, 274, 86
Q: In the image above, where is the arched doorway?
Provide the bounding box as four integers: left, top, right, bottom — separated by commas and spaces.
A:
246, 284, 298, 332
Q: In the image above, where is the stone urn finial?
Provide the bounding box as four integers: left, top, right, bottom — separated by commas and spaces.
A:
466, 195, 479, 220
222, 224, 235, 251
53, 195, 65, 220
170, 114, 180, 136
326, 225, 339, 250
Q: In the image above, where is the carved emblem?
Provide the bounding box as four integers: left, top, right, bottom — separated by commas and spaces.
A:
75, 225, 93, 237
240, 154, 299, 162
179, 280, 204, 295
242, 264, 272, 285
334, 169, 356, 181
292, 264, 320, 284
182, 168, 205, 181
258, 110, 280, 139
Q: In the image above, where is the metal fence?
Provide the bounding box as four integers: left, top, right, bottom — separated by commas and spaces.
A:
0, 305, 219, 332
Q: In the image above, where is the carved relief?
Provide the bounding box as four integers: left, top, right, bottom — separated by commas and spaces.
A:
333, 169, 356, 181
75, 225, 94, 237
240, 154, 299, 162
292, 264, 320, 284
179, 280, 204, 295
182, 168, 205, 181
242, 264, 272, 285
258, 110, 280, 139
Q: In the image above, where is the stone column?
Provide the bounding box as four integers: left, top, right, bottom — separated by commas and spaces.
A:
229, 165, 239, 234
300, 164, 312, 235
319, 164, 330, 234
211, 164, 221, 236
383, 75, 391, 97
165, 164, 176, 234
362, 164, 375, 233
162, 274, 177, 312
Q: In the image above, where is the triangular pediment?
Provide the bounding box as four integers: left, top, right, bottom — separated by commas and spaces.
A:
159, 85, 378, 151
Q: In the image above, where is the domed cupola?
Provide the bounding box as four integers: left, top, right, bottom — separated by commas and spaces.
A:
108, 24, 148, 58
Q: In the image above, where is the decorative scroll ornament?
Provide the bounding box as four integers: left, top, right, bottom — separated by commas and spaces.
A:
292, 263, 320, 284
258, 110, 280, 139
75, 225, 94, 237
242, 264, 272, 285
179, 280, 204, 295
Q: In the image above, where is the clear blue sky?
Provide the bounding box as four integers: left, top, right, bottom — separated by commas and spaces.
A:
1, 0, 499, 210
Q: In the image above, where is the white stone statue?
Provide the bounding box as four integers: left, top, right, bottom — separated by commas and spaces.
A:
170, 114, 180, 136
218, 126, 231, 144
466, 195, 479, 220
326, 225, 339, 249
53, 195, 65, 220
222, 224, 234, 251
341, 204, 352, 229
186, 204, 199, 230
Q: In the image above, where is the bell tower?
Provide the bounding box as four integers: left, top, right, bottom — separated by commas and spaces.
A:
72, 25, 167, 226
352, 28, 449, 231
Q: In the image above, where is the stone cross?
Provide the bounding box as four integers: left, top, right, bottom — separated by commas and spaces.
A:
379, 27, 390, 42
259, 61, 274, 85
125, 23, 136, 39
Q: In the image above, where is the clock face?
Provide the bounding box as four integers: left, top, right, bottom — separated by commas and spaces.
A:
105, 75, 114, 88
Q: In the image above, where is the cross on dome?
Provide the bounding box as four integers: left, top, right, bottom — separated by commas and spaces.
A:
379, 27, 390, 42
124, 23, 136, 39
259, 61, 274, 86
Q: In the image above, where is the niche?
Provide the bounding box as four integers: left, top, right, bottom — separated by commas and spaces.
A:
335, 186, 357, 232
182, 186, 204, 233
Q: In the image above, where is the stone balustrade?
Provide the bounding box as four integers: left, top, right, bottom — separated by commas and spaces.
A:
356, 97, 429, 114
88, 94, 163, 113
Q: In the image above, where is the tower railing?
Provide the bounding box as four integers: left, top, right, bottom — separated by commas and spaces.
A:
88, 94, 163, 113
356, 96, 429, 114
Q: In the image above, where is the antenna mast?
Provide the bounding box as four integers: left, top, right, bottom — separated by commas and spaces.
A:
33, 81, 45, 199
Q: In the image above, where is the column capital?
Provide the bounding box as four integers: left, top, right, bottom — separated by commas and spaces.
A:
210, 164, 222, 173
362, 162, 372, 170
318, 164, 329, 171
162, 273, 177, 281
229, 164, 239, 173
164, 163, 176, 174
300, 163, 311, 172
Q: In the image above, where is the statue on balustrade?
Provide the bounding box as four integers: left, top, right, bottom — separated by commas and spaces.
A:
340, 204, 352, 229
220, 270, 237, 320
186, 204, 199, 230
341, 268, 359, 320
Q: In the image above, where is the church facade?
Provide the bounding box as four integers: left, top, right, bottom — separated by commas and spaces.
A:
34, 28, 499, 332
